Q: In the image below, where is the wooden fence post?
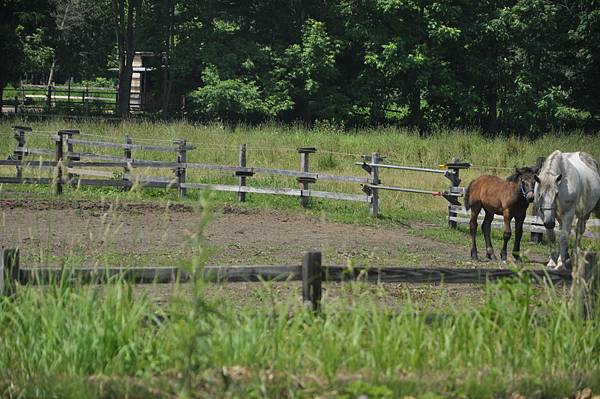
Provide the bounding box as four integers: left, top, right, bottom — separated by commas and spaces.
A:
370, 152, 381, 217
174, 139, 187, 197
530, 206, 544, 244
123, 135, 132, 190
572, 251, 599, 320
83, 88, 89, 115
54, 132, 64, 195
60, 130, 80, 185
446, 157, 461, 228
13, 126, 29, 179
46, 85, 52, 111
0, 248, 20, 297
238, 144, 247, 202
298, 148, 317, 208
302, 251, 322, 312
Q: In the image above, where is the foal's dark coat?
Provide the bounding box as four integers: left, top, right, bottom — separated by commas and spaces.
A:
465, 167, 537, 261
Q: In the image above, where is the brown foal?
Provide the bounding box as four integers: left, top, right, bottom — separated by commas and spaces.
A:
464, 167, 537, 262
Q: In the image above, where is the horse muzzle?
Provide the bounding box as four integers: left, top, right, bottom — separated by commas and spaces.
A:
544, 220, 556, 229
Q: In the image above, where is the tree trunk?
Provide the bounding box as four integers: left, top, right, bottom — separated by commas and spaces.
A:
113, 0, 143, 117
409, 84, 423, 134
161, 0, 174, 118
484, 84, 498, 136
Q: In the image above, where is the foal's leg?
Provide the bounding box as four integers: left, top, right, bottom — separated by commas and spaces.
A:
482, 211, 496, 260
500, 209, 512, 262
512, 215, 525, 261
470, 206, 481, 260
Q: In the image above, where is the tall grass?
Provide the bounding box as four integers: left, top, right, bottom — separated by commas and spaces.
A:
1, 270, 599, 397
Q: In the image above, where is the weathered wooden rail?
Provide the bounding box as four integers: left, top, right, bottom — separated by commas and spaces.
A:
1, 248, 597, 317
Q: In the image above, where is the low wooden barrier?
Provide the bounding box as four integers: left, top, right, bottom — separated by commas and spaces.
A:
2, 126, 464, 215
1, 248, 597, 318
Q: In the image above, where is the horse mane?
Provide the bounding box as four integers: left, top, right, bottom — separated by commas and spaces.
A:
539, 150, 563, 177
506, 166, 536, 182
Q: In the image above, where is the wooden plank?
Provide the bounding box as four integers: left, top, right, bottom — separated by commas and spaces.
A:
253, 166, 315, 179
16, 264, 572, 285
323, 265, 571, 284
365, 183, 442, 196
179, 183, 366, 202
180, 183, 302, 196
68, 152, 128, 162
67, 168, 115, 178
19, 265, 302, 284
68, 178, 175, 189
0, 160, 58, 167
0, 177, 53, 184
123, 173, 177, 184
14, 147, 54, 156
355, 162, 446, 175
68, 138, 178, 152
316, 173, 369, 184
305, 190, 370, 203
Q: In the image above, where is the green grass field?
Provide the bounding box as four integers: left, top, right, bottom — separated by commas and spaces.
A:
1, 118, 600, 398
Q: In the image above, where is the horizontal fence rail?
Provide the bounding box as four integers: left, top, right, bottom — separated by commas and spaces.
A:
3, 249, 597, 317
10, 265, 574, 285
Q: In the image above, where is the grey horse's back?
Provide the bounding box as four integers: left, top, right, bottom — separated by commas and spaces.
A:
579, 151, 599, 174
580, 152, 600, 217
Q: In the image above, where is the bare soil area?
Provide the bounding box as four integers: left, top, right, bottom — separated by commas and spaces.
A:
0, 198, 555, 309
0, 198, 471, 267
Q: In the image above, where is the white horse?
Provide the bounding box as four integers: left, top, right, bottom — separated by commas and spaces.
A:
535, 150, 600, 270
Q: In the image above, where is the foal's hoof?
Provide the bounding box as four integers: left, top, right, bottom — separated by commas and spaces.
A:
512, 255, 523, 263
487, 254, 497, 261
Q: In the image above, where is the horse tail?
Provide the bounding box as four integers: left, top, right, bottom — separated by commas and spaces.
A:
464, 181, 472, 211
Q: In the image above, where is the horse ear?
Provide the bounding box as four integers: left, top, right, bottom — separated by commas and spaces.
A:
535, 175, 540, 183
556, 174, 562, 183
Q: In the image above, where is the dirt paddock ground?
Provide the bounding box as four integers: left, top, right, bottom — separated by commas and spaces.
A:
0, 198, 558, 310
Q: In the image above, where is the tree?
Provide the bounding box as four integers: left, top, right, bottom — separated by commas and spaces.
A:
112, 0, 143, 117
0, 0, 25, 112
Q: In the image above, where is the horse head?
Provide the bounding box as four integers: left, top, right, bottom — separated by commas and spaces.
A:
534, 171, 562, 229
511, 167, 536, 203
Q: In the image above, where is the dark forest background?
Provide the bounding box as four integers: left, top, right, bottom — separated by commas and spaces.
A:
1, 0, 599, 135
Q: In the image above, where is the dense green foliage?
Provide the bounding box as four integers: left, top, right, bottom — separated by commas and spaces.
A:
2, 0, 600, 134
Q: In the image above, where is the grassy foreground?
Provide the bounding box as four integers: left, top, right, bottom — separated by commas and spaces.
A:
1, 252, 599, 397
